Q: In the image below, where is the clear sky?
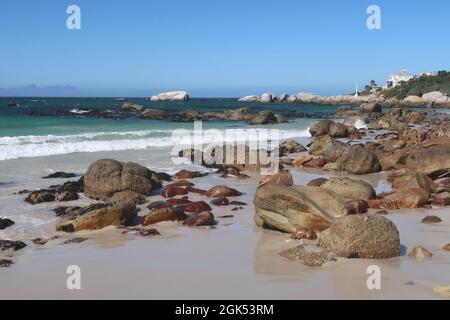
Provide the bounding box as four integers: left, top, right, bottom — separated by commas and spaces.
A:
1, 0, 449, 97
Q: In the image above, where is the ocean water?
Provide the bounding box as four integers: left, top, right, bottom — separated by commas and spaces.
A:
0, 97, 338, 161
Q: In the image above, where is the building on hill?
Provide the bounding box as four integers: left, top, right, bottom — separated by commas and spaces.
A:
383, 69, 414, 89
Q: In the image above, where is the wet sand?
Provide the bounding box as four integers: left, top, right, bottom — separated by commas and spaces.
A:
1, 148, 449, 299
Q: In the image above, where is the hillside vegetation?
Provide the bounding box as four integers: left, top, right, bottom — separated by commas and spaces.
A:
383, 71, 450, 99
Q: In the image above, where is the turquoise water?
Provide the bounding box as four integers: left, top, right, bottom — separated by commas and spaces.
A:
0, 97, 337, 161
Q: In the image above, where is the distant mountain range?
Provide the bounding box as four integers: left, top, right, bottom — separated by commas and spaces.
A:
0, 85, 82, 97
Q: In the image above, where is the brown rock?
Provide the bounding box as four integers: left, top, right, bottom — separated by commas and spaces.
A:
185, 186, 207, 195
122, 227, 160, 237
183, 211, 216, 227
110, 191, 145, 205
279, 245, 336, 267
392, 172, 435, 193
434, 177, 450, 193
368, 199, 399, 210
307, 178, 328, 187
344, 200, 369, 215
167, 180, 195, 187
309, 135, 336, 156
160, 186, 189, 198
293, 154, 314, 166
147, 201, 172, 210
211, 197, 229, 206
385, 188, 430, 208
258, 170, 293, 188
421, 216, 442, 224
143, 207, 186, 225
84, 159, 162, 200
408, 245, 433, 260
166, 198, 192, 206
321, 177, 375, 201
303, 157, 328, 168
442, 243, 450, 251
337, 145, 381, 175
431, 192, 450, 206
291, 230, 317, 240
173, 169, 206, 179
56, 203, 138, 232
318, 214, 400, 259
206, 185, 243, 197
184, 201, 212, 213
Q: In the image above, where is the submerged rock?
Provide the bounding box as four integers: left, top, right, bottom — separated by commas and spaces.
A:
421, 216, 442, 224
25, 190, 56, 204
0, 218, 15, 230
0, 240, 27, 252
279, 245, 336, 267
173, 169, 207, 179
318, 214, 400, 259
42, 172, 77, 179
211, 197, 229, 206
121, 227, 160, 237
254, 185, 345, 233
0, 259, 13, 268
408, 245, 433, 260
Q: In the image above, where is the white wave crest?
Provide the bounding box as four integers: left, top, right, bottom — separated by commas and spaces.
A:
0, 128, 311, 161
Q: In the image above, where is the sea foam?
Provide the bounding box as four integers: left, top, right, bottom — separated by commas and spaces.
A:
0, 128, 311, 161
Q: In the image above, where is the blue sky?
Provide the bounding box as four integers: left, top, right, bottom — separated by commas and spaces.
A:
0, 0, 449, 97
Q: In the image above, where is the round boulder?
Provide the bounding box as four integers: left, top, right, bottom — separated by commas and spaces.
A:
318, 214, 400, 259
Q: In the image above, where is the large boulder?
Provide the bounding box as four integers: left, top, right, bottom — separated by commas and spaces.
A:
56, 203, 138, 232
238, 95, 259, 102
359, 102, 382, 114
391, 172, 435, 193
422, 91, 444, 104
309, 135, 336, 156
403, 95, 423, 105
279, 140, 306, 154
121, 102, 143, 113
318, 214, 400, 259
321, 177, 375, 201
328, 123, 349, 138
254, 185, 345, 233
248, 110, 277, 125
385, 188, 430, 208
309, 120, 334, 137
140, 108, 168, 120
406, 144, 450, 179
155, 91, 189, 101
323, 140, 350, 162
84, 159, 162, 200
260, 93, 273, 103
337, 145, 381, 174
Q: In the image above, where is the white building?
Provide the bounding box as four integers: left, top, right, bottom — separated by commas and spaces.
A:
383, 69, 414, 89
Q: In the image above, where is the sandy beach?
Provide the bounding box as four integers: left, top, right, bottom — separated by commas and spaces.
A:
1, 138, 449, 300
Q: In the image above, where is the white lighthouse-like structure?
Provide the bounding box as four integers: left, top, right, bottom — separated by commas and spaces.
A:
354, 83, 359, 97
